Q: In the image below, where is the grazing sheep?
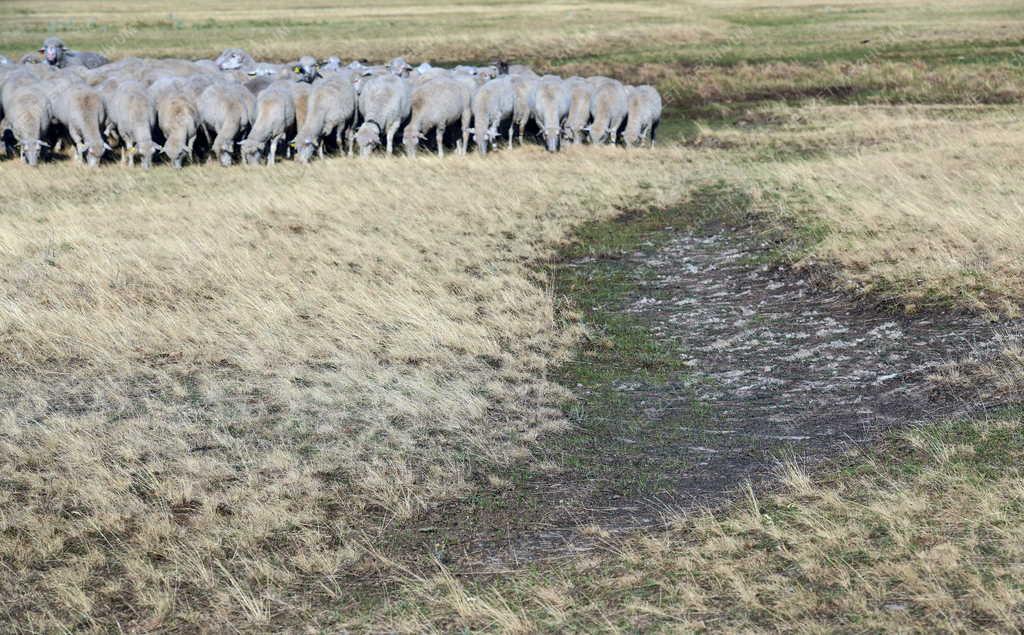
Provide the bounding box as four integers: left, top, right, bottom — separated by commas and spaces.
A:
354, 73, 411, 158
623, 85, 662, 148
509, 64, 538, 78
151, 79, 199, 168
1, 74, 52, 165
106, 80, 158, 169
403, 76, 471, 158
471, 75, 516, 155
531, 75, 571, 152
294, 74, 358, 162
588, 77, 628, 144
320, 56, 343, 73
198, 82, 256, 166
289, 81, 313, 141
51, 82, 108, 166
39, 37, 109, 69
563, 76, 594, 145
508, 74, 537, 147
240, 81, 295, 166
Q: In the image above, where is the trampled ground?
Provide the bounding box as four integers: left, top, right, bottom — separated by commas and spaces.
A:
1, 1, 1023, 631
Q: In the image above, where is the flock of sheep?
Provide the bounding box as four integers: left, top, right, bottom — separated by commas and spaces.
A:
0, 38, 663, 168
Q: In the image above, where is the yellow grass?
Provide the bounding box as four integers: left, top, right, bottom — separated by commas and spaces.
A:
0, 146, 710, 629
388, 414, 1024, 632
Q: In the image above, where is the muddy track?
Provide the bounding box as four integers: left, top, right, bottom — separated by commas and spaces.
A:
396, 223, 1013, 572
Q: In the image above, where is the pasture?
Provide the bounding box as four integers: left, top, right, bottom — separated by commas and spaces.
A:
1, 0, 1023, 631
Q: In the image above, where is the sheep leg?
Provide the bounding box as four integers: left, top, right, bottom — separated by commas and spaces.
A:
436, 125, 445, 158
268, 137, 279, 166
507, 121, 514, 149
460, 111, 471, 155
386, 122, 399, 155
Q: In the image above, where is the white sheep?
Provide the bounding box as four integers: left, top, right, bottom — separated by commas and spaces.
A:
1, 72, 52, 165
531, 75, 571, 152
588, 77, 629, 145
294, 73, 358, 162
105, 80, 159, 169
563, 76, 594, 145
240, 80, 296, 166
471, 75, 515, 155
354, 73, 411, 158
623, 85, 662, 148
403, 76, 472, 158
198, 82, 256, 166
150, 78, 200, 168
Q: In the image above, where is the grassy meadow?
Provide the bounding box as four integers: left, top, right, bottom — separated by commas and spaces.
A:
1, 0, 1023, 631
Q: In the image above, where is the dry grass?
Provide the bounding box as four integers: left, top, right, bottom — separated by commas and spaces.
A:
1, 0, 1024, 630
0, 146, 708, 629
752, 105, 1024, 316
383, 413, 1024, 632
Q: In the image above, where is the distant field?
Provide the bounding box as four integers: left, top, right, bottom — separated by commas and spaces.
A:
1, 1, 1023, 631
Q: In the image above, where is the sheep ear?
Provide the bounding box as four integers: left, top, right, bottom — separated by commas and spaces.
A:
38, 47, 45, 53
38, 140, 50, 147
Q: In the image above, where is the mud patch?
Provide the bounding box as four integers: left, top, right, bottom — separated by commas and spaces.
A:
393, 215, 1015, 572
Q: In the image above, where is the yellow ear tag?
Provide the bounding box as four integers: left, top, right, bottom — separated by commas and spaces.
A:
293, 66, 301, 73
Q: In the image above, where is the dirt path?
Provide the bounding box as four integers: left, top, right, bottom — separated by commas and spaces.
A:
397, 223, 1011, 571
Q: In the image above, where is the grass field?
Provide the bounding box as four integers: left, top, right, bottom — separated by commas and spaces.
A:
1, 0, 1023, 631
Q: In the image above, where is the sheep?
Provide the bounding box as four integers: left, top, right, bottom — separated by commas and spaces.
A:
531, 75, 571, 152
291, 56, 320, 83
240, 81, 295, 166
1, 74, 52, 165
289, 81, 313, 141
106, 80, 159, 169
51, 81, 108, 166
623, 85, 662, 148
509, 64, 538, 78
150, 79, 200, 168
215, 48, 255, 72
402, 76, 471, 158
471, 75, 516, 155
354, 73, 411, 158
294, 73, 358, 163
387, 57, 412, 77
508, 74, 537, 147
563, 76, 594, 145
588, 77, 628, 145
39, 37, 109, 69
198, 82, 256, 166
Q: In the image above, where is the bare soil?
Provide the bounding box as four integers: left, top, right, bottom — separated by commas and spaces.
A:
382, 220, 1012, 574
